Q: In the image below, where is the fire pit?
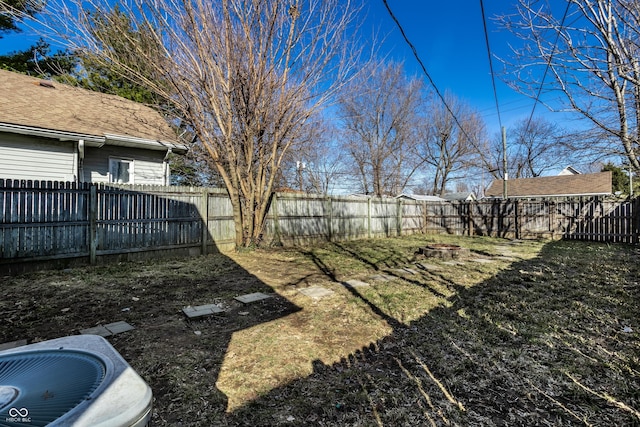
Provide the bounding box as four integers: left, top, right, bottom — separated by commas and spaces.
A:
417, 243, 469, 260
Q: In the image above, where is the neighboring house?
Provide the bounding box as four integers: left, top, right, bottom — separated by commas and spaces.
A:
484, 171, 612, 199
0, 69, 187, 185
348, 193, 396, 199
442, 192, 476, 202
557, 166, 582, 176
396, 194, 447, 202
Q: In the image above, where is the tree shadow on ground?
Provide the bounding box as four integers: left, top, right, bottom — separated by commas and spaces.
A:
224, 240, 640, 426
0, 185, 308, 425
0, 250, 302, 425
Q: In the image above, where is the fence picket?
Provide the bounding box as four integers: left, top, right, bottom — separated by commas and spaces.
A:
1, 181, 638, 270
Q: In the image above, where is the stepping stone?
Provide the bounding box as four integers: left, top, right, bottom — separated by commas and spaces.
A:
105, 321, 135, 334
182, 303, 224, 318
369, 274, 395, 282
471, 258, 494, 264
496, 246, 518, 255
345, 279, 370, 288
80, 325, 113, 337
442, 261, 465, 266
416, 262, 441, 271
80, 321, 135, 337
298, 286, 334, 299
0, 339, 27, 351
235, 292, 271, 304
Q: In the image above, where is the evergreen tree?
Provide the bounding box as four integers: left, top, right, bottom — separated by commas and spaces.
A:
0, 0, 41, 36
602, 163, 629, 194
0, 39, 77, 76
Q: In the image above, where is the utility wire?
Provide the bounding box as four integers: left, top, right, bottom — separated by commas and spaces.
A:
524, 1, 571, 134
479, 0, 503, 130
381, 0, 476, 147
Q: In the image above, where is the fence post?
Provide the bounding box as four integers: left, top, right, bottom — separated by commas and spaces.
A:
466, 201, 472, 236
367, 197, 372, 239
326, 196, 333, 242
200, 189, 209, 255
635, 198, 640, 244
272, 192, 281, 244
397, 199, 403, 236
549, 201, 555, 240
422, 201, 428, 234
515, 200, 521, 239
89, 184, 97, 265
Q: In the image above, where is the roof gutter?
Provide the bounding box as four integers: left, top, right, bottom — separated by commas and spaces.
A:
104, 133, 188, 155
0, 122, 105, 146
487, 193, 611, 199
0, 123, 188, 154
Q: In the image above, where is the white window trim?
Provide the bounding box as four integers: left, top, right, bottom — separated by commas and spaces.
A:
108, 157, 135, 184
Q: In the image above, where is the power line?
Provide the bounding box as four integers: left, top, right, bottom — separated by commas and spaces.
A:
479, 0, 503, 130
381, 0, 476, 147
524, 1, 571, 134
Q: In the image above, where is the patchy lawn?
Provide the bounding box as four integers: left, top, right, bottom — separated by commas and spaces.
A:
2, 235, 639, 426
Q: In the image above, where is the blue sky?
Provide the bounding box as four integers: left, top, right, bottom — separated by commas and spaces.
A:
0, 0, 561, 137
364, 1, 552, 137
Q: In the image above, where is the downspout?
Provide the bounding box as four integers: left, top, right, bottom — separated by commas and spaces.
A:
77, 139, 85, 183
163, 148, 172, 186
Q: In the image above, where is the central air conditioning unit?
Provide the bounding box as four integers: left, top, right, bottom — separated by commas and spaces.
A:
0, 335, 152, 427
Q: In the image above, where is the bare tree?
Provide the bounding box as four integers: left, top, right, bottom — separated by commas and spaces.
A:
35, 0, 363, 247
303, 151, 348, 195
510, 117, 572, 178
293, 122, 346, 195
272, 118, 345, 194
477, 117, 573, 180
499, 0, 640, 174
339, 60, 424, 196
419, 93, 485, 196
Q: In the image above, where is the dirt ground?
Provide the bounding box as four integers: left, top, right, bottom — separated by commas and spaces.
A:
1, 235, 639, 426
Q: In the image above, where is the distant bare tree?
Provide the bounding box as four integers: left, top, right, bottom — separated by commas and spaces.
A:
36, 0, 363, 247
419, 93, 485, 196
499, 0, 640, 174
276, 118, 345, 194
339, 60, 424, 196
509, 117, 571, 178
299, 124, 346, 195
478, 117, 572, 180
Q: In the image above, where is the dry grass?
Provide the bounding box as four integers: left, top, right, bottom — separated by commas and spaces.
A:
2, 235, 639, 426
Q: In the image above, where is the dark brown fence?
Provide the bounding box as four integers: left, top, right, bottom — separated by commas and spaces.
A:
264, 193, 639, 244
1, 179, 638, 273
0, 180, 235, 273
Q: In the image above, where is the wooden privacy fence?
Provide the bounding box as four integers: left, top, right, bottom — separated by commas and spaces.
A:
0, 180, 235, 272
1, 179, 639, 272
264, 193, 640, 244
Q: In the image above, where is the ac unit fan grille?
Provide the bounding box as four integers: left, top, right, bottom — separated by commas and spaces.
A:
0, 350, 105, 427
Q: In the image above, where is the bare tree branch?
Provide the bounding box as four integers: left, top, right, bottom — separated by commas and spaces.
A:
339, 60, 424, 196
498, 0, 640, 173
419, 93, 485, 196
38, 0, 364, 247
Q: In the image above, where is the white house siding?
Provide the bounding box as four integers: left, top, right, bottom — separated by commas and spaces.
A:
83, 145, 167, 185
0, 133, 76, 181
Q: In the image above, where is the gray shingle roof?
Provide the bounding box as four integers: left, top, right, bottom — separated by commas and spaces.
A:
396, 194, 447, 202
0, 69, 179, 145
485, 171, 612, 198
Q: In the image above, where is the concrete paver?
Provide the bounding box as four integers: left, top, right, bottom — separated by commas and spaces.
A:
344, 279, 370, 288
234, 292, 272, 304
183, 304, 224, 318
298, 286, 334, 299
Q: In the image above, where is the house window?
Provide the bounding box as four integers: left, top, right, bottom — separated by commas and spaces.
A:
109, 158, 134, 184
